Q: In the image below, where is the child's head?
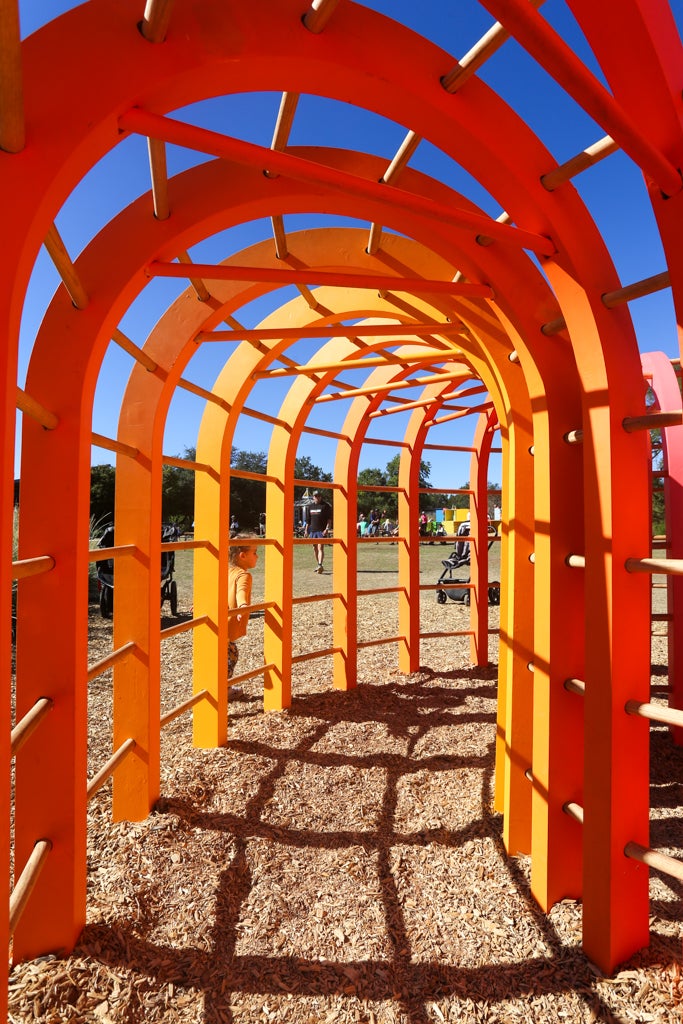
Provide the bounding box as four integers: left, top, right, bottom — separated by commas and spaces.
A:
229, 532, 259, 568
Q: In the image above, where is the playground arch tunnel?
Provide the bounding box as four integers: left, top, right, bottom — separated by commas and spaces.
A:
4, 0, 683, 1001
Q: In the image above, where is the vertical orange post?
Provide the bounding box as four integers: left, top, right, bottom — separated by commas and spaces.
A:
468, 409, 498, 665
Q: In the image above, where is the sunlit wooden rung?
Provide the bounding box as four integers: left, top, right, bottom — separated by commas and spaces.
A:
227, 662, 277, 686
10, 839, 52, 937
16, 387, 58, 430
564, 678, 586, 696
12, 555, 55, 581
43, 224, 89, 309
292, 646, 343, 663
566, 554, 585, 568
0, 0, 24, 153
160, 614, 210, 640
602, 270, 670, 310
562, 801, 584, 824
160, 688, 210, 728
625, 699, 683, 728
357, 635, 402, 650
623, 410, 683, 432
367, 130, 422, 253
441, 0, 546, 93
147, 137, 169, 220
177, 376, 229, 412
87, 641, 138, 683
177, 251, 211, 302
140, 0, 174, 42
296, 282, 320, 309
508, 350, 519, 363
541, 135, 618, 191
541, 315, 567, 336
112, 328, 158, 371
564, 429, 584, 444
625, 556, 683, 576
271, 92, 299, 153
271, 215, 288, 259
87, 738, 137, 801
303, 0, 341, 33
524, 767, 533, 782
87, 543, 136, 563
91, 432, 139, 459
624, 841, 683, 882
11, 698, 53, 757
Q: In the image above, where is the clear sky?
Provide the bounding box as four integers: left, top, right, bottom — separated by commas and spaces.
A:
16, 1, 682, 491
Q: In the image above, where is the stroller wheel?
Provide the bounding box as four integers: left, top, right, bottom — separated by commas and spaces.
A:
170, 579, 178, 616
463, 591, 471, 606
436, 590, 447, 604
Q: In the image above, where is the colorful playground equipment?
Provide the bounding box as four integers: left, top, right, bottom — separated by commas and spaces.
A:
3, 1, 683, 1015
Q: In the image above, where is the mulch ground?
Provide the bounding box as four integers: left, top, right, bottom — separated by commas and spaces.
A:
8, 587, 683, 1023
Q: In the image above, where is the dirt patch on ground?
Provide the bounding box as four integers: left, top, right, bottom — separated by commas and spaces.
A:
8, 589, 683, 1023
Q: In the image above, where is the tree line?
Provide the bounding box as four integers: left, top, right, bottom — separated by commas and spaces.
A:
89, 447, 499, 533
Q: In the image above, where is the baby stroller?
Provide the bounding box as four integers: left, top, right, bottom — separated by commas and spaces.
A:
435, 522, 500, 606
96, 523, 178, 618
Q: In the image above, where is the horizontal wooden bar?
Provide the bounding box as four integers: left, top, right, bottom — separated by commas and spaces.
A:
152, 261, 495, 298
626, 557, 683, 576
623, 410, 682, 432
357, 586, 401, 597
564, 678, 586, 696
625, 699, 683, 728
91, 432, 139, 459
87, 544, 136, 563
357, 635, 402, 649
16, 387, 58, 430
541, 135, 618, 191
562, 801, 584, 824
564, 429, 584, 444
624, 841, 683, 882
12, 555, 55, 581
10, 840, 52, 938
177, 376, 230, 411
292, 647, 342, 664
11, 698, 53, 757
121, 107, 556, 254
160, 614, 210, 640
163, 453, 217, 477
293, 592, 341, 606
112, 327, 158, 371
43, 224, 88, 309
565, 554, 586, 568
253, 350, 451, 377
226, 662, 277, 686
420, 630, 475, 640
602, 270, 670, 311
87, 641, 138, 682
87, 738, 136, 801
160, 688, 210, 729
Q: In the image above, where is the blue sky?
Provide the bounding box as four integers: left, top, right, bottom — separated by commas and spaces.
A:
16, 1, 682, 491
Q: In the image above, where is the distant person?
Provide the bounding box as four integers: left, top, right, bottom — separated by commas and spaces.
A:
228, 533, 258, 684
305, 491, 332, 573
230, 514, 239, 534
259, 511, 266, 537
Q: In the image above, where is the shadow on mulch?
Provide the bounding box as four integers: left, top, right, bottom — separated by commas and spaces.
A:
65, 673, 683, 1024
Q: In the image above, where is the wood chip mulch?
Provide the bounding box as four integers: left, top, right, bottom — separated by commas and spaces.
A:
8, 594, 683, 1023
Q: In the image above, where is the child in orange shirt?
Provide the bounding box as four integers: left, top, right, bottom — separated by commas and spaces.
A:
228, 534, 259, 681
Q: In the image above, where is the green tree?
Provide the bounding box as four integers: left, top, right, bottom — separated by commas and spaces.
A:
162, 447, 196, 528
230, 448, 267, 529
294, 455, 332, 501
90, 464, 116, 526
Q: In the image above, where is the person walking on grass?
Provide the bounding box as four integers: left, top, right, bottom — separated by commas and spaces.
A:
305, 490, 332, 573
228, 533, 259, 684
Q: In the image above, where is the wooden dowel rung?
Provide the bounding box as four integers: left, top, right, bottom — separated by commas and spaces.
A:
227, 662, 277, 686
626, 557, 683, 576
160, 615, 210, 640
564, 678, 586, 696
160, 688, 209, 728
12, 555, 55, 581
43, 224, 89, 309
147, 137, 170, 220
565, 554, 586, 568
271, 92, 299, 152
564, 429, 584, 444
91, 432, 139, 459
623, 410, 683, 433
562, 801, 584, 824
87, 641, 138, 682
87, 544, 136, 563
292, 646, 343, 663
177, 251, 210, 302
140, 0, 175, 43
0, 0, 24, 153
625, 699, 683, 728
10, 839, 52, 937
624, 841, 683, 882
112, 328, 158, 371
11, 698, 53, 757
602, 270, 670, 310
441, 0, 546, 92
16, 387, 58, 430
541, 135, 618, 191
541, 316, 567, 336
271, 215, 288, 259
302, 0, 341, 33
87, 738, 136, 801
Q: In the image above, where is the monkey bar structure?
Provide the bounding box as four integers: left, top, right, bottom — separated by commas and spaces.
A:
3, 0, 683, 1012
